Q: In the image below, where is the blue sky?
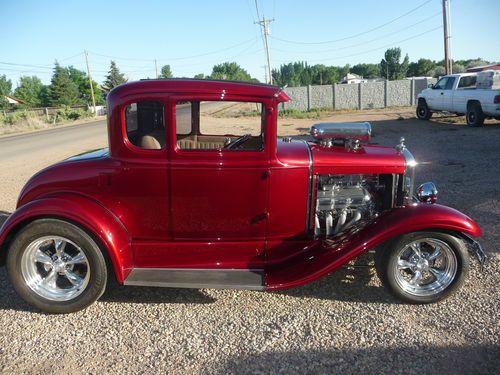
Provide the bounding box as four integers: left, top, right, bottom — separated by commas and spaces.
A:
1, 0, 499, 87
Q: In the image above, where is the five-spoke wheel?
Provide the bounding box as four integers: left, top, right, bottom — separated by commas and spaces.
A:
375, 232, 469, 304
7, 219, 108, 313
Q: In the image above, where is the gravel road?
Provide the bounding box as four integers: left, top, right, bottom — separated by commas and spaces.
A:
0, 114, 499, 374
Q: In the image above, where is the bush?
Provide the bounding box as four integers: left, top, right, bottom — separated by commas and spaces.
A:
55, 106, 92, 122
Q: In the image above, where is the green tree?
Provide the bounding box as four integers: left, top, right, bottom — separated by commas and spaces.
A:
50, 62, 80, 106
380, 48, 409, 80
68, 66, 104, 105
351, 63, 380, 78
159, 65, 173, 79
0, 74, 12, 109
210, 62, 257, 82
103, 60, 127, 91
194, 73, 205, 79
407, 58, 436, 77
14, 76, 44, 107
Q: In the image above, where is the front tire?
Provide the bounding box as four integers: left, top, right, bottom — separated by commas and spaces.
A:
466, 103, 485, 127
375, 232, 469, 304
416, 102, 432, 120
7, 219, 107, 313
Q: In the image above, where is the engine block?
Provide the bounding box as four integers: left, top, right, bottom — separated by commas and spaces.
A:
314, 174, 384, 237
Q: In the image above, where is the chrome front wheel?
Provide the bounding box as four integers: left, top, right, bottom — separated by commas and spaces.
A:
393, 238, 457, 297
375, 232, 469, 304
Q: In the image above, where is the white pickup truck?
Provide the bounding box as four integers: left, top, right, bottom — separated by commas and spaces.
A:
416, 72, 500, 126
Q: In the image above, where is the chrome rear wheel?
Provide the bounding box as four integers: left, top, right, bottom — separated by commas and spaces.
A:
21, 236, 90, 301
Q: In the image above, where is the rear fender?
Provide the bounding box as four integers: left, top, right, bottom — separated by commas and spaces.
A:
266, 204, 481, 290
0, 194, 132, 283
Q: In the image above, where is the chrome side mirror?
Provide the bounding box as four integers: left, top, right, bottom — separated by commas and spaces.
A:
417, 182, 438, 204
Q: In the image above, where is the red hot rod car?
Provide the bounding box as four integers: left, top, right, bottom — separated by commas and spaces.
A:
0, 79, 486, 313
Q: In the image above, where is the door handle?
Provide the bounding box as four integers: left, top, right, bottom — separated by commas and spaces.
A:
251, 212, 269, 224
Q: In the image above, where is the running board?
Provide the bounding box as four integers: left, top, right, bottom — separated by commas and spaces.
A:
124, 268, 265, 290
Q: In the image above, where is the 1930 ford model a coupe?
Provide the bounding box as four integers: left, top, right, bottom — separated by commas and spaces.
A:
0, 80, 486, 313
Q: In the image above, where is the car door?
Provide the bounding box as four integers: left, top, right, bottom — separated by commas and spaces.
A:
441, 76, 456, 111
426, 77, 449, 110
166, 98, 270, 269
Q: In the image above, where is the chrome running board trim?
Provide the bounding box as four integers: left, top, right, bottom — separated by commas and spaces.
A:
124, 268, 265, 290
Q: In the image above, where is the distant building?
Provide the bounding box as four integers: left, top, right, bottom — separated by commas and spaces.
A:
467, 64, 500, 72
341, 73, 367, 84
3, 95, 24, 105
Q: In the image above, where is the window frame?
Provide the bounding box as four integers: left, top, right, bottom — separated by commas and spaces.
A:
172, 97, 267, 154
121, 98, 167, 155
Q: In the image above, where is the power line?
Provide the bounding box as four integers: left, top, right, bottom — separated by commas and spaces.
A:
271, 0, 434, 45
271, 12, 441, 55
274, 26, 442, 64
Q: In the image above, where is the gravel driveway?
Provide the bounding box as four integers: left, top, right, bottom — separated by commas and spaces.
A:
0, 115, 499, 374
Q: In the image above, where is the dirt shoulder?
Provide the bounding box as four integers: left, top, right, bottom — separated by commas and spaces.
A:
0, 115, 107, 138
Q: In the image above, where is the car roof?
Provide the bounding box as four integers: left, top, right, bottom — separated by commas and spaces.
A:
108, 79, 290, 102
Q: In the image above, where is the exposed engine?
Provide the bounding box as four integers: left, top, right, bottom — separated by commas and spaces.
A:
314, 174, 390, 237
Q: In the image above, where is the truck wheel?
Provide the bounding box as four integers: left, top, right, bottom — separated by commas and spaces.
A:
416, 103, 431, 120
7, 219, 107, 313
466, 103, 485, 127
375, 232, 469, 304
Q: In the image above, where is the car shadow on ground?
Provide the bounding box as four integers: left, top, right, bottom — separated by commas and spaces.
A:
275, 254, 396, 304
218, 344, 500, 374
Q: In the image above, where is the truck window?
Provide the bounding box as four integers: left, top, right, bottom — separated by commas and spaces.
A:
125, 101, 165, 150
444, 77, 456, 90
458, 76, 476, 89
175, 100, 264, 151
433, 77, 449, 90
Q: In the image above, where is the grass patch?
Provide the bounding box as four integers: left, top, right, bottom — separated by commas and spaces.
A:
279, 107, 332, 119
0, 107, 94, 135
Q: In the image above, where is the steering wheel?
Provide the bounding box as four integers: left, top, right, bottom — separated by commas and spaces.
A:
225, 134, 252, 150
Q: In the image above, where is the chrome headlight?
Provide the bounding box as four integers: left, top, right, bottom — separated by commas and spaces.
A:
417, 182, 438, 204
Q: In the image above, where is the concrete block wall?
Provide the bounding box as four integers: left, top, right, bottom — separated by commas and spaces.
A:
282, 78, 432, 112
360, 82, 385, 109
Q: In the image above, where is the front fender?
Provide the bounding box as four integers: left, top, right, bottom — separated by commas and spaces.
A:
0, 194, 132, 283
266, 204, 481, 290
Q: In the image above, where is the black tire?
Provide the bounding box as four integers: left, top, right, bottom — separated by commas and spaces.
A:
6, 219, 107, 313
466, 103, 485, 127
375, 232, 469, 304
416, 102, 432, 120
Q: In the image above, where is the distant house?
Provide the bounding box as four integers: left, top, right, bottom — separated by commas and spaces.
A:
467, 64, 500, 72
3, 95, 24, 105
341, 73, 368, 84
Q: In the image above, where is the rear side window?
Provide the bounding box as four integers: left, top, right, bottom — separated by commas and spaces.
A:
125, 101, 165, 150
458, 76, 476, 89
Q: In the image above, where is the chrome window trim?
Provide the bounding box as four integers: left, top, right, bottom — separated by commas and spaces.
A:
303, 140, 314, 232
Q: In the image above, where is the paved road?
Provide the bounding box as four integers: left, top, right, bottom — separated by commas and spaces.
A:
0, 119, 107, 162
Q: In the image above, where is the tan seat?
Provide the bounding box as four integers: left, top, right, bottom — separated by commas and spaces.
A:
140, 135, 162, 149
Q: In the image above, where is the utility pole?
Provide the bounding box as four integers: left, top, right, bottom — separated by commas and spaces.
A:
84, 50, 97, 116
442, 0, 450, 75
255, 17, 274, 85
261, 65, 268, 83
155, 59, 158, 78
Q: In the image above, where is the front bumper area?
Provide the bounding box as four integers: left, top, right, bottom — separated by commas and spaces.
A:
463, 234, 488, 271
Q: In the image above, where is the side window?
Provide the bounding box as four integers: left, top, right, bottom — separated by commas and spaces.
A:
175, 101, 264, 151
458, 76, 476, 89
444, 77, 456, 90
433, 77, 449, 90
125, 101, 165, 150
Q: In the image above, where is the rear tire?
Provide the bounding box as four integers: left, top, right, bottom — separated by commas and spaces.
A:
416, 102, 432, 120
375, 232, 469, 304
466, 103, 485, 127
7, 219, 107, 313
